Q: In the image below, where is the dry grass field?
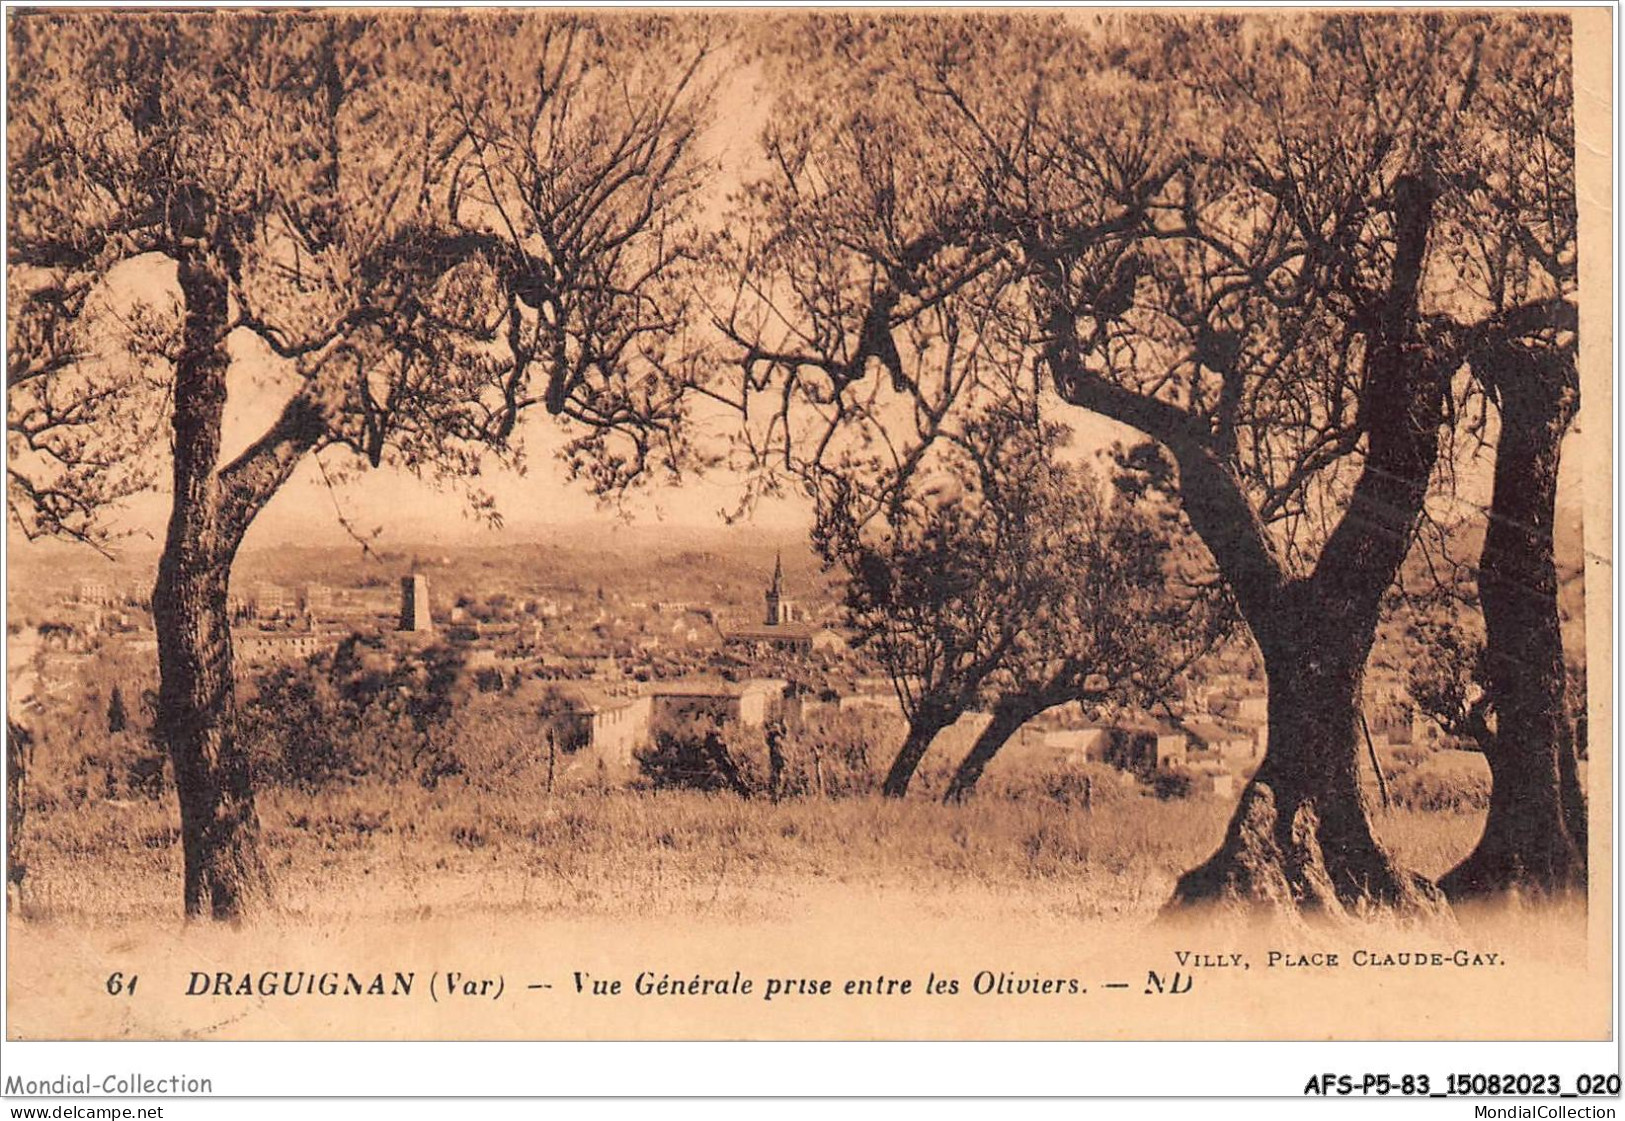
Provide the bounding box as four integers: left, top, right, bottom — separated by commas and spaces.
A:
11, 780, 1487, 926
12, 779, 1606, 1043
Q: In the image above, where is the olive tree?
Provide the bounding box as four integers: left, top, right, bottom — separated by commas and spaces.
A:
1431, 17, 1584, 897
983, 15, 1578, 912
724, 11, 1577, 914
814, 404, 1098, 797
7, 10, 720, 918
944, 440, 1231, 803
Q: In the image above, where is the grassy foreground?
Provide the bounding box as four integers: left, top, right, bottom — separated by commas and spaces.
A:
16, 786, 1605, 1043
12, 781, 1486, 925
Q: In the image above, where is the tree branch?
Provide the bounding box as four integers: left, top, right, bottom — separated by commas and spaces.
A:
216, 390, 328, 547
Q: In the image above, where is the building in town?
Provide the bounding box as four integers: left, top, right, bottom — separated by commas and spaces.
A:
724, 554, 846, 654
399, 574, 434, 633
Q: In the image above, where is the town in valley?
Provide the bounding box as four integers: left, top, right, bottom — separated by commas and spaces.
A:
9, 524, 1480, 803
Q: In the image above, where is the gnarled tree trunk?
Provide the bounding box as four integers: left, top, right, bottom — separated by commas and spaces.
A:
1442, 346, 1584, 898
153, 255, 267, 920
1163, 176, 1447, 916
6, 720, 35, 905
154, 551, 265, 919
1173, 622, 1441, 914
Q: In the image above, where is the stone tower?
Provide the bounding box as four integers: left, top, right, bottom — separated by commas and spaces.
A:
399, 573, 433, 632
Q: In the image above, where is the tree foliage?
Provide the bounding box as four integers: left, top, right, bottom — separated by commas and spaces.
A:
817, 399, 1224, 797
242, 638, 471, 790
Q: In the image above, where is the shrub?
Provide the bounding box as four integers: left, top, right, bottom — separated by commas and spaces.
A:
238, 636, 470, 789
1046, 763, 1135, 808
446, 707, 553, 792
776, 707, 904, 798
1390, 766, 1491, 812
978, 762, 1132, 808
636, 716, 758, 795
1151, 770, 1193, 801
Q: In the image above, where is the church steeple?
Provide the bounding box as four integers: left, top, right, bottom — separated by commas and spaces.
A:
765, 550, 785, 625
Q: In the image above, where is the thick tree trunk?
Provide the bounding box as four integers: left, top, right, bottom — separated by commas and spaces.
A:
882, 709, 952, 798
1041, 175, 1446, 916
945, 698, 1042, 803
1442, 349, 1583, 898
152, 256, 268, 921
154, 556, 266, 919
1173, 624, 1444, 915
1170, 176, 1446, 917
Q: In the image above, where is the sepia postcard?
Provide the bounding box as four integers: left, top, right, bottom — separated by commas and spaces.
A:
1, 3, 1614, 1066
